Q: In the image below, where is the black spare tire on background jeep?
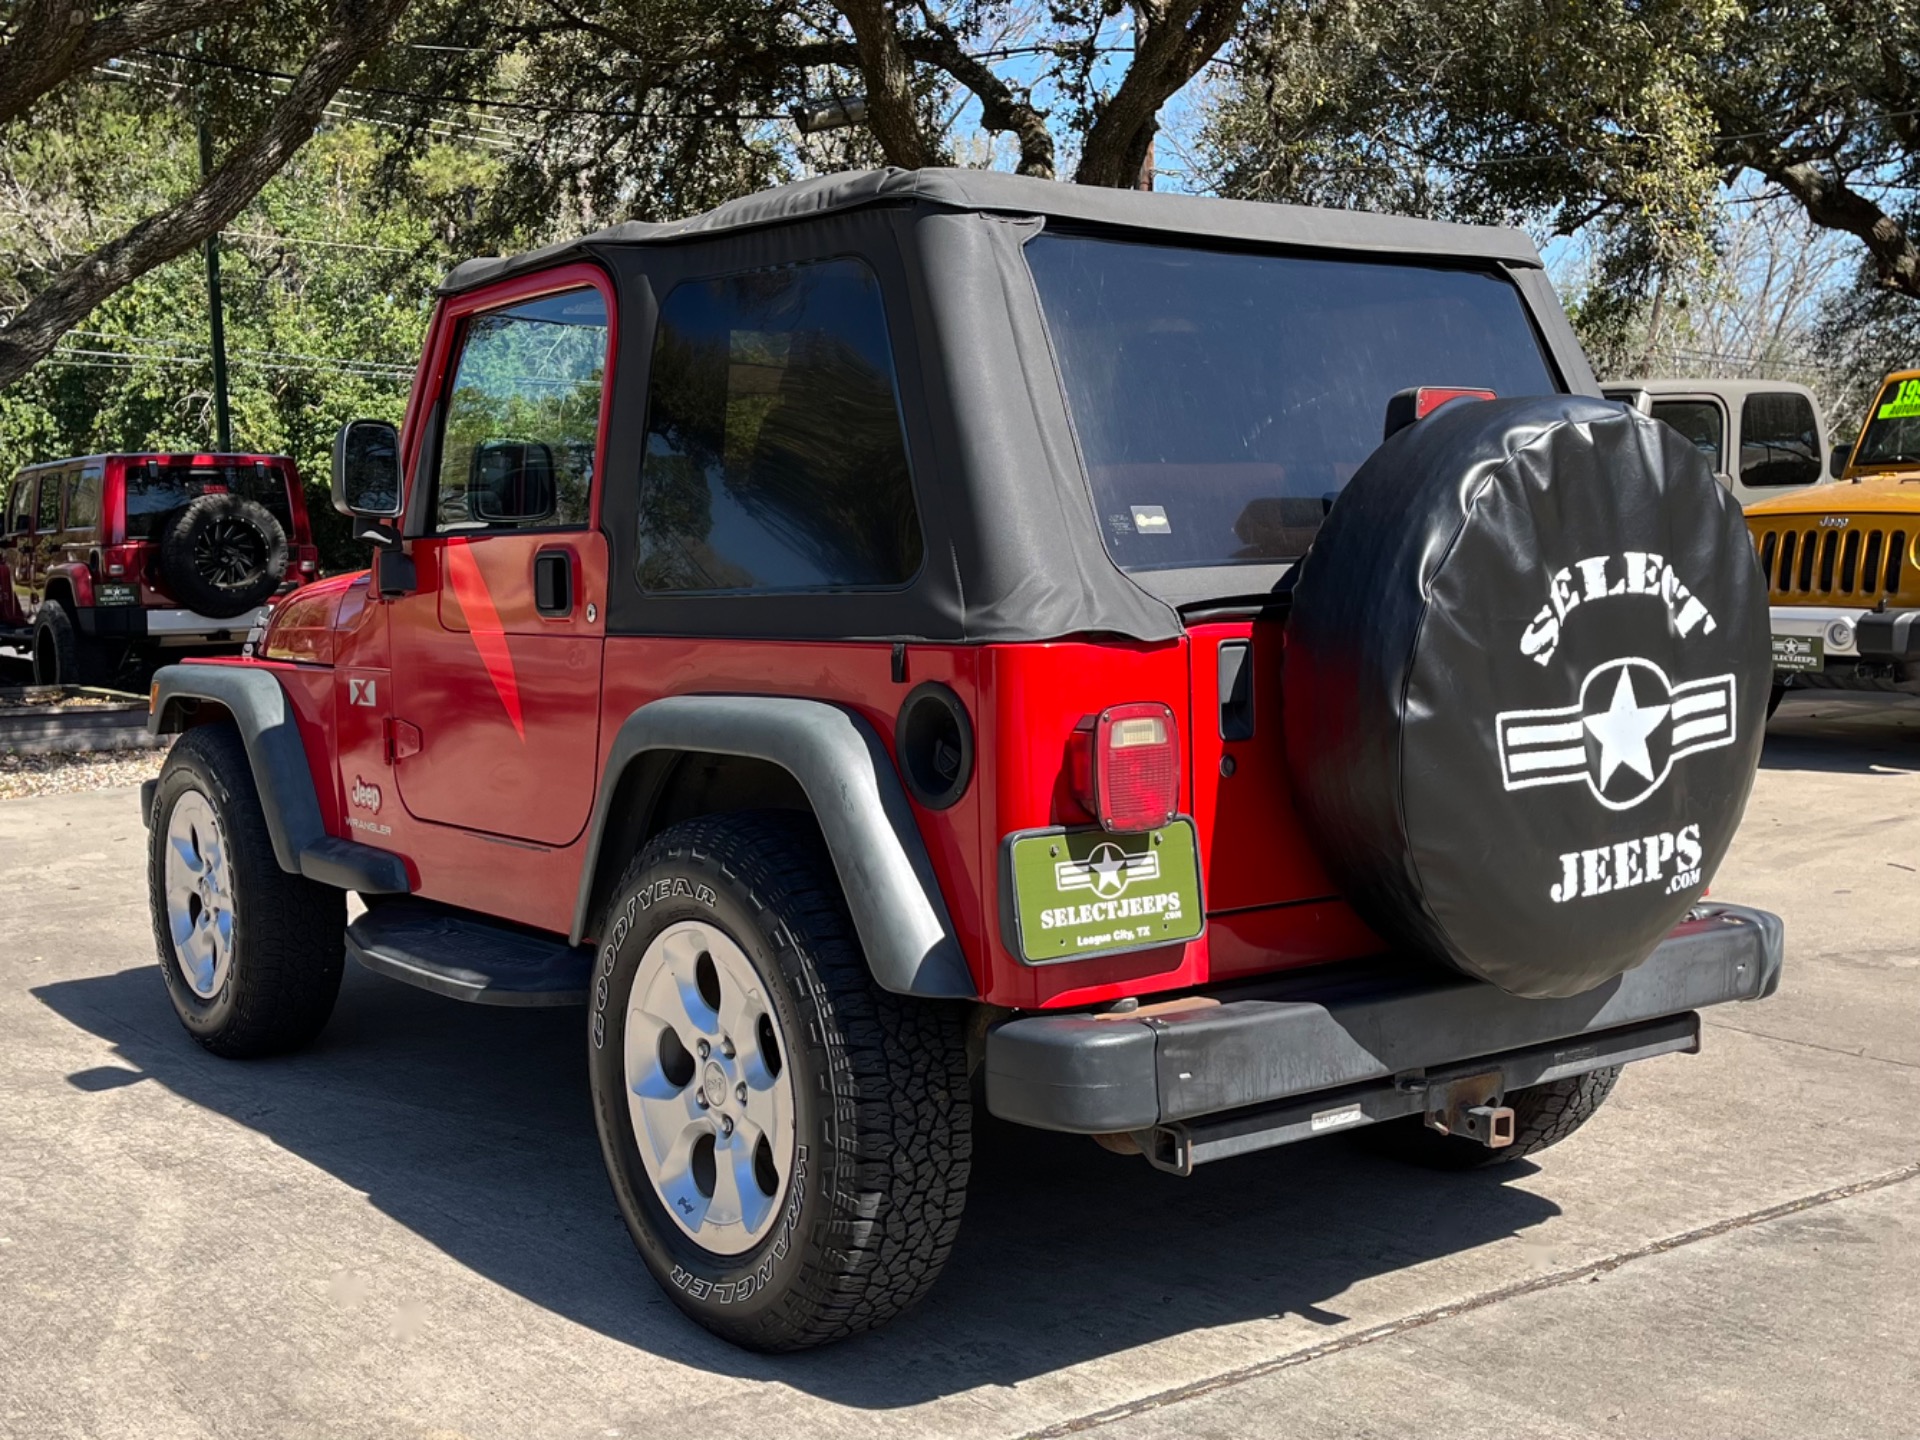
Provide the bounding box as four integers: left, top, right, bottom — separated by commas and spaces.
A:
159, 493, 288, 617
1283, 394, 1771, 999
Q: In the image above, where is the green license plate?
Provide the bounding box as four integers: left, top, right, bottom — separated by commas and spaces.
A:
1772, 633, 1823, 673
1006, 818, 1205, 963
95, 583, 137, 606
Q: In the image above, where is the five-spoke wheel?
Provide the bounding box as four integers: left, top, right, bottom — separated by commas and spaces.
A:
624, 921, 795, 1255
163, 790, 235, 1000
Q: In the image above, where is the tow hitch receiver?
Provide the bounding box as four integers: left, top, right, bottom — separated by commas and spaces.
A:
1425, 1070, 1516, 1149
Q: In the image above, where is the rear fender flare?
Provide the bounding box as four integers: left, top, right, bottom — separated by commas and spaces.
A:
147, 664, 409, 895
43, 562, 94, 609
574, 695, 977, 1000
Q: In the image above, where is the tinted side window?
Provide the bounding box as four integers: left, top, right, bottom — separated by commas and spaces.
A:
66, 470, 101, 532
434, 287, 608, 534
5, 476, 30, 532
636, 258, 923, 593
1650, 401, 1725, 472
1741, 392, 1821, 488
37, 472, 63, 530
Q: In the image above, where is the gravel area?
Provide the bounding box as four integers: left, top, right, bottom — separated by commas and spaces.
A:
0, 686, 145, 710
0, 749, 164, 800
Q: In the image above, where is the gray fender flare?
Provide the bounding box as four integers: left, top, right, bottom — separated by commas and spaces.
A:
147, 664, 410, 895
573, 695, 977, 1000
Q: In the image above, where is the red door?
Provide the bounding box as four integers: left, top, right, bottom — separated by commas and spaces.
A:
388, 268, 615, 847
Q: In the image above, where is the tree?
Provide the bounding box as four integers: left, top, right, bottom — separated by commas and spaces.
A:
0, 103, 496, 569
1206, 1, 1920, 309
380, 0, 1256, 244
0, 0, 417, 390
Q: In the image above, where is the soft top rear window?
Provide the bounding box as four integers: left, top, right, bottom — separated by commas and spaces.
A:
1026, 234, 1560, 571
124, 461, 294, 539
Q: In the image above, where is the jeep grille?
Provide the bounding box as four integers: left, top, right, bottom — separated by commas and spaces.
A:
1750, 523, 1914, 605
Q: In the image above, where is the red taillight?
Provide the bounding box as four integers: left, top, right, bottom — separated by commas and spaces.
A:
101, 543, 143, 578
1070, 702, 1180, 833
1383, 386, 1497, 439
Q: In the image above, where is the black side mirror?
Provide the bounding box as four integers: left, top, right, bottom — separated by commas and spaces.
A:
1829, 443, 1850, 479
469, 440, 557, 525
332, 419, 403, 519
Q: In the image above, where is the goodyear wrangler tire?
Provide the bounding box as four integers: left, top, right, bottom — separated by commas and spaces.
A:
1283, 395, 1770, 998
587, 810, 972, 1351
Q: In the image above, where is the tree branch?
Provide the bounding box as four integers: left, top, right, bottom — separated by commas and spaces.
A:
0, 0, 415, 390
0, 0, 263, 125
1074, 0, 1245, 186
1744, 146, 1920, 298
911, 3, 1054, 177
837, 0, 937, 169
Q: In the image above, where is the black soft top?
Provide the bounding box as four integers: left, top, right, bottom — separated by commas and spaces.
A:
439, 169, 1596, 645
440, 167, 1545, 294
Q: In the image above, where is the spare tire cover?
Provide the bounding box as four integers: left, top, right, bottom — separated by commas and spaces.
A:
1282, 394, 1770, 998
158, 492, 289, 618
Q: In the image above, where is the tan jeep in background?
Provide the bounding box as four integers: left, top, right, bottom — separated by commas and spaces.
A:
1746, 369, 1920, 710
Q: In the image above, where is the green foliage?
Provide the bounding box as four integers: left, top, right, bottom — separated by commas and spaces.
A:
1, 76, 513, 570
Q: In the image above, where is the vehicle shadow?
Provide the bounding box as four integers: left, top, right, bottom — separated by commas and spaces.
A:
35, 962, 1559, 1409
1761, 695, 1920, 775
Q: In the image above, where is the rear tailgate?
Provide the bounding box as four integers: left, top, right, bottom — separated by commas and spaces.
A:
1185, 617, 1381, 978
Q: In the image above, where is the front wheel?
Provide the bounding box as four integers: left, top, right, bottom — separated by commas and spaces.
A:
147, 723, 345, 1056
588, 811, 973, 1350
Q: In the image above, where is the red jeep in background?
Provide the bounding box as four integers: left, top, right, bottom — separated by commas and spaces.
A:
141, 170, 1783, 1352
1, 452, 319, 685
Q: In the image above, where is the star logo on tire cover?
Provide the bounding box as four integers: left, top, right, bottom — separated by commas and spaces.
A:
1494, 657, 1737, 811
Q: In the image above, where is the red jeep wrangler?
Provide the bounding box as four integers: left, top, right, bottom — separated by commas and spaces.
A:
1, 452, 319, 685
142, 171, 1782, 1351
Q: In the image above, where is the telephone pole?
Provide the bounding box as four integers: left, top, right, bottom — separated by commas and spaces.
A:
196, 76, 232, 453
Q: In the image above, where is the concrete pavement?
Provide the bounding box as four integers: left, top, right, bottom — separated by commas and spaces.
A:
1, 694, 1915, 1439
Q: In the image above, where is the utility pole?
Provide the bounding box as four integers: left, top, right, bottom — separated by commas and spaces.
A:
196, 100, 232, 452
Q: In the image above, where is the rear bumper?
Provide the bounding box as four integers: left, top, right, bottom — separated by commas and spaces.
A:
77, 604, 269, 642
985, 903, 1783, 1138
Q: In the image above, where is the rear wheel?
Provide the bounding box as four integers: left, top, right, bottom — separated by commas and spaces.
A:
31, 604, 113, 686
1366, 1066, 1622, 1170
1767, 684, 1786, 719
147, 723, 345, 1056
588, 811, 973, 1350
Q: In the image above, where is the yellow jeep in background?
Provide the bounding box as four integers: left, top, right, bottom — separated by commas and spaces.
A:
1748, 369, 1920, 711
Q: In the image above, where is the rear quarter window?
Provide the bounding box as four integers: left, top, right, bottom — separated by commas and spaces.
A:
1026, 234, 1560, 571
634, 256, 923, 593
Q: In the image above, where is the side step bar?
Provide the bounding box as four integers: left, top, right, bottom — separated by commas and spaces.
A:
1140, 1012, 1699, 1176
347, 898, 592, 1007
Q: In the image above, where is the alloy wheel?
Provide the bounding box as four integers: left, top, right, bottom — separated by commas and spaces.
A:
623, 921, 796, 1256
163, 790, 235, 999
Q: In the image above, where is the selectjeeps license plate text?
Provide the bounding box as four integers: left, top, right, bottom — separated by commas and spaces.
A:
1007, 819, 1205, 963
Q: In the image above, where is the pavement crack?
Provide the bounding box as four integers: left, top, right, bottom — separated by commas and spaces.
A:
1704, 1017, 1920, 1071
1016, 1160, 1920, 1439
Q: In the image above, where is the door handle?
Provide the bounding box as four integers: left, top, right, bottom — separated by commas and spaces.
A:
534, 549, 572, 618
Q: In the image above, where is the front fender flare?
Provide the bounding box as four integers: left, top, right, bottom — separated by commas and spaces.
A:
148, 664, 409, 895
574, 695, 977, 1000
